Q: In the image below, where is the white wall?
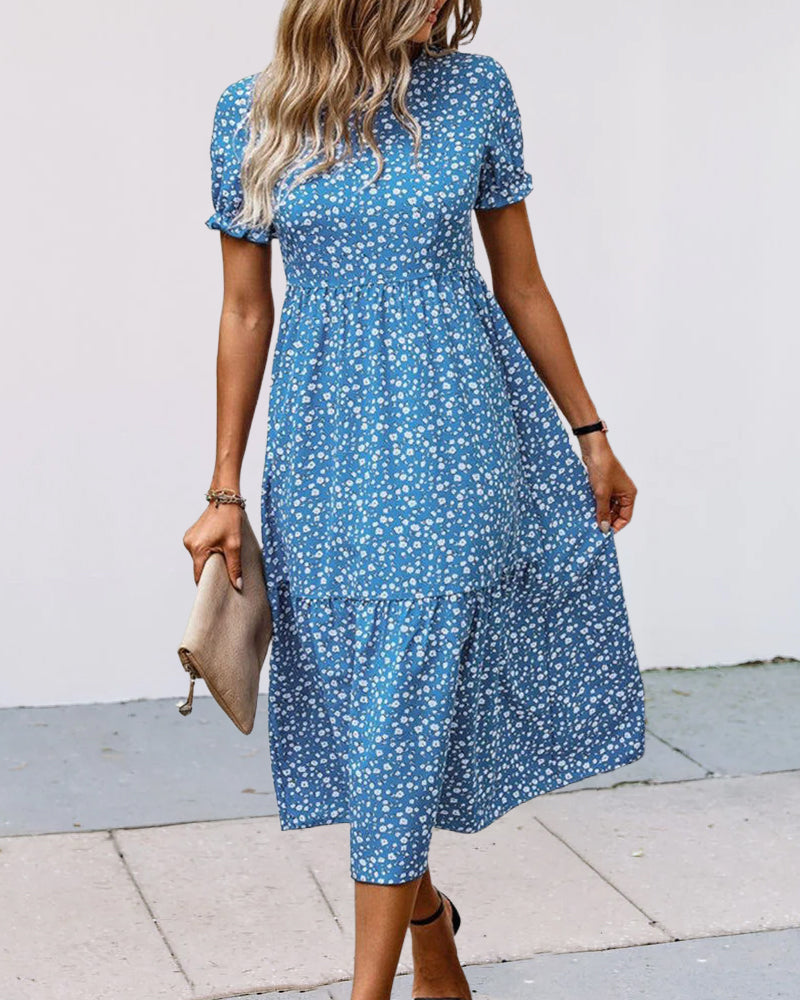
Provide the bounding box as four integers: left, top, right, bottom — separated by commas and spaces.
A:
1, 1, 797, 707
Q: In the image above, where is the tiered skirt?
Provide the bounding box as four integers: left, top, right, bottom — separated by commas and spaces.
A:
260, 266, 646, 883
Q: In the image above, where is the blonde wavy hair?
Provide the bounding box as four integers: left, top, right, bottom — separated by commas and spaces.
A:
233, 0, 482, 233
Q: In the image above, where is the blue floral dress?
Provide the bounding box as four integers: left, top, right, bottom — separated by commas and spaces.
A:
206, 47, 646, 884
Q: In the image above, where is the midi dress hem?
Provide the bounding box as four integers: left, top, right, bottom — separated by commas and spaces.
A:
272, 737, 647, 834
270, 722, 646, 885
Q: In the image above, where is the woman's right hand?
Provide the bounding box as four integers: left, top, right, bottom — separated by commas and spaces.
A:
182, 502, 244, 589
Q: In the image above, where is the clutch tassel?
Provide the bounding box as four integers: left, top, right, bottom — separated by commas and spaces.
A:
178, 660, 199, 716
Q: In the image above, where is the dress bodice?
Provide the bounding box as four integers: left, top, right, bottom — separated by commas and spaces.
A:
207, 50, 533, 289
205, 50, 545, 601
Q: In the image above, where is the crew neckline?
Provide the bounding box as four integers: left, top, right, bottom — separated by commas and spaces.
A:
410, 43, 439, 67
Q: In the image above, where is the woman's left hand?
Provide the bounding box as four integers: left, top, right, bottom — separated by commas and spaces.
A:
578, 434, 637, 534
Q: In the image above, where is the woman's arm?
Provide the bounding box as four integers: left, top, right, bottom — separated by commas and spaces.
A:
476, 201, 637, 533
183, 235, 276, 586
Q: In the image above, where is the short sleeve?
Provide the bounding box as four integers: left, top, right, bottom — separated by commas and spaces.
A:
474, 60, 534, 211
205, 75, 276, 244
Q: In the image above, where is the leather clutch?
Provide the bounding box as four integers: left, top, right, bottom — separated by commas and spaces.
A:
177, 511, 273, 734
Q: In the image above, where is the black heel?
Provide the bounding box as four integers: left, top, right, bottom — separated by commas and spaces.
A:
410, 886, 464, 1000
446, 893, 461, 936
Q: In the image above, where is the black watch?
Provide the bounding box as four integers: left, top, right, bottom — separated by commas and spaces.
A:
572, 419, 608, 437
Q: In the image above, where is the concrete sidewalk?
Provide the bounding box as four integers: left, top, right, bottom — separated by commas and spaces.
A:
1, 659, 798, 999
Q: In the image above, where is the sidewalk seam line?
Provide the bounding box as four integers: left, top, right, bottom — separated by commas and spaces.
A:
644, 727, 715, 774
531, 816, 676, 941
308, 865, 345, 934
109, 829, 195, 992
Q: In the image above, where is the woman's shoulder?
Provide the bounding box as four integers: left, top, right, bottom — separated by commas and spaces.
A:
212, 73, 259, 113
208, 72, 264, 160
211, 72, 261, 132
432, 49, 517, 100
435, 49, 510, 78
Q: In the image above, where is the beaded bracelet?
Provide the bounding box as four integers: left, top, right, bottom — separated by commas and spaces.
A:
205, 487, 246, 510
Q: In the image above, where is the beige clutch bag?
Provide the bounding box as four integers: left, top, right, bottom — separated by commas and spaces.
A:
177, 511, 273, 734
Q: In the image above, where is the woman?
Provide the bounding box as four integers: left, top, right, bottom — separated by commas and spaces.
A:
183, 1, 646, 998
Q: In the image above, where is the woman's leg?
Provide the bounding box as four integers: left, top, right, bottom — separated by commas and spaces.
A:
351, 867, 471, 1000
351, 874, 424, 1000
409, 869, 471, 1000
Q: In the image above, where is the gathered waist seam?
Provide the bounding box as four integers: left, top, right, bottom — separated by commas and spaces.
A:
285, 262, 479, 291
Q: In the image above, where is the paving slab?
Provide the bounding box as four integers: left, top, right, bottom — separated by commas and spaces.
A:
0, 695, 276, 836
115, 816, 350, 999
0, 830, 191, 1000
529, 770, 800, 939
453, 927, 800, 1000
641, 661, 800, 776
326, 928, 800, 1000
287, 801, 668, 979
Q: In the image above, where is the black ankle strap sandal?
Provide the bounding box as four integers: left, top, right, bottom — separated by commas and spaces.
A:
409, 885, 461, 935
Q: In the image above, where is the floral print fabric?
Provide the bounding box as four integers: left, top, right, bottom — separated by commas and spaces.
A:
206, 49, 646, 884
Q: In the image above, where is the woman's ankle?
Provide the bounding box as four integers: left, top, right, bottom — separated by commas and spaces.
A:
410, 870, 440, 922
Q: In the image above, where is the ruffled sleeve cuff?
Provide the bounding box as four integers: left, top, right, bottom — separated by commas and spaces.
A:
205, 211, 276, 243
474, 59, 534, 210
